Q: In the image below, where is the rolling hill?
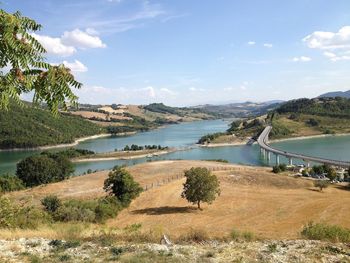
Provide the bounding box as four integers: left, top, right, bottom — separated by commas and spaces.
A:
318, 90, 350, 99
0, 102, 104, 149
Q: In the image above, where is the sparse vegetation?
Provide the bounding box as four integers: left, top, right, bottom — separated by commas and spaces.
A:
0, 174, 25, 193
301, 222, 350, 242
181, 167, 221, 209
313, 180, 330, 192
272, 164, 287, 173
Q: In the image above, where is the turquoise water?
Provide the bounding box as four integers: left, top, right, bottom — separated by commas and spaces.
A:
2, 119, 350, 176
0, 119, 231, 174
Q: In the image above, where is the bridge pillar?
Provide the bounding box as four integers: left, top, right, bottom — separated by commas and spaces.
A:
289, 158, 293, 166
306, 161, 310, 168
275, 154, 280, 165
267, 151, 271, 161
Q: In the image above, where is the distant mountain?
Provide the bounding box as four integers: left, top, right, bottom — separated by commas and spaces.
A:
193, 100, 284, 118
318, 90, 350, 98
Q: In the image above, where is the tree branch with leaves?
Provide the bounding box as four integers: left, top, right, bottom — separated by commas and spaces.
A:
0, 10, 81, 114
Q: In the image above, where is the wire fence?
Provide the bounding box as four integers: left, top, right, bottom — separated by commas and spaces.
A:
142, 165, 261, 191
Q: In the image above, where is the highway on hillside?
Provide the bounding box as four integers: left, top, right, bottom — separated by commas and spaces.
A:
257, 126, 350, 168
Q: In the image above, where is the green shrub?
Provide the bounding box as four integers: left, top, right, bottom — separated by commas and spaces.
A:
16, 154, 74, 187
0, 196, 17, 228
94, 197, 123, 223
230, 228, 255, 242
0, 174, 25, 193
41, 195, 61, 213
313, 180, 329, 192
272, 165, 281, 174
241, 231, 254, 241
16, 206, 50, 229
301, 222, 350, 242
272, 164, 287, 173
55, 205, 96, 223
0, 197, 49, 229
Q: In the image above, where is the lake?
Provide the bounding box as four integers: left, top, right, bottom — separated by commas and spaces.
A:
1, 119, 350, 175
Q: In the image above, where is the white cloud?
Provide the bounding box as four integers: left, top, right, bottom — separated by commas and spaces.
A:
160, 88, 176, 95
292, 56, 312, 62
304, 26, 350, 62
31, 29, 106, 57
263, 43, 273, 48
62, 60, 88, 72
247, 41, 256, 45
31, 33, 76, 57
141, 86, 156, 98
303, 26, 350, 50
61, 29, 106, 49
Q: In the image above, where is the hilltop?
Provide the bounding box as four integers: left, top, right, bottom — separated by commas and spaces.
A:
194, 101, 282, 118
318, 90, 350, 99
0, 102, 215, 150
199, 97, 350, 145
69, 102, 215, 130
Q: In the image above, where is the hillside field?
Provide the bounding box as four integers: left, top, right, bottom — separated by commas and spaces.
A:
6, 160, 350, 240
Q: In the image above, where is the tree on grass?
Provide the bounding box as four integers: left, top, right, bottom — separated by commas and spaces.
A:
0, 10, 81, 114
314, 180, 329, 192
181, 167, 221, 210
103, 166, 143, 206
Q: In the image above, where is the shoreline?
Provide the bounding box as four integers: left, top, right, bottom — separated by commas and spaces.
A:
72, 150, 173, 163
200, 132, 350, 148
0, 134, 111, 152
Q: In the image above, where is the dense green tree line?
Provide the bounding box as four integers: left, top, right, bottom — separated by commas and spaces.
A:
276, 97, 350, 118
0, 102, 103, 149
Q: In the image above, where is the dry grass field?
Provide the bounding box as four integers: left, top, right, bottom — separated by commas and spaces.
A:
7, 160, 350, 240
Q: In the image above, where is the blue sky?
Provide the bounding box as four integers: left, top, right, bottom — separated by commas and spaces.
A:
3, 0, 350, 105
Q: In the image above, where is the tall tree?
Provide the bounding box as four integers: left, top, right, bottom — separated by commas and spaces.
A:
181, 167, 221, 210
0, 10, 81, 114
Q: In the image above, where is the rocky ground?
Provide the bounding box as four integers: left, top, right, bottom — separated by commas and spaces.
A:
0, 238, 349, 262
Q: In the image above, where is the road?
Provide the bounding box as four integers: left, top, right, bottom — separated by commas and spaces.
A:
257, 126, 350, 168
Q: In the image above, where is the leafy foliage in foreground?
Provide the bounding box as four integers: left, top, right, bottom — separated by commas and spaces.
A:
0, 10, 81, 114
0, 102, 103, 149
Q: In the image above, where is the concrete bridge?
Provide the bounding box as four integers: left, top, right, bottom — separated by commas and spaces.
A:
257, 126, 350, 168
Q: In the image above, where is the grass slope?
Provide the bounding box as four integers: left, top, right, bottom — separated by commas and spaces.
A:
0, 103, 104, 149
6, 161, 350, 240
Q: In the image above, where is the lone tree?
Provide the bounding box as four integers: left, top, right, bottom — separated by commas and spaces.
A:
103, 166, 143, 206
0, 10, 81, 114
181, 167, 220, 210
314, 180, 329, 192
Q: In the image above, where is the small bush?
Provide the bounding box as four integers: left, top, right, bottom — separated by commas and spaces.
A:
301, 222, 350, 242
0, 174, 25, 193
241, 231, 254, 241
314, 180, 329, 192
272, 164, 287, 174
41, 195, 61, 213
180, 229, 209, 242
230, 228, 255, 242
110, 247, 124, 256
